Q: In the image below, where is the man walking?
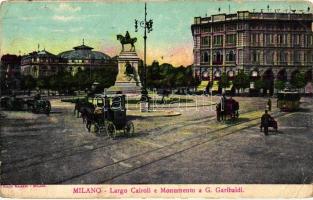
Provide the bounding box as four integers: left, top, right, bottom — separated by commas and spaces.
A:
267, 98, 272, 111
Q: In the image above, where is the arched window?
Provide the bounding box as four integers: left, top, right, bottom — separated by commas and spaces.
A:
204, 52, 209, 63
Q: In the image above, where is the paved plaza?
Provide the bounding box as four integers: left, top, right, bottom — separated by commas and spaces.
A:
0, 96, 312, 184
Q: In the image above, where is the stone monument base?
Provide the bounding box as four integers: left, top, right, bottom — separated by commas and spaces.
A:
107, 50, 142, 95
107, 83, 141, 94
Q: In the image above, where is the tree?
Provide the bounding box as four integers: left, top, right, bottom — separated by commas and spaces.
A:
36, 78, 45, 94
233, 70, 250, 93
291, 73, 306, 89
218, 72, 230, 89
255, 79, 265, 90
274, 80, 285, 91
23, 75, 36, 96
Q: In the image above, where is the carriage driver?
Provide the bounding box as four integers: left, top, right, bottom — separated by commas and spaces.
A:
260, 110, 273, 136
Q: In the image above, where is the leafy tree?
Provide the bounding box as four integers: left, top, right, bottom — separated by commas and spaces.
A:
291, 73, 306, 89
255, 79, 265, 90
274, 80, 285, 91
218, 72, 230, 89
233, 70, 250, 93
23, 75, 36, 96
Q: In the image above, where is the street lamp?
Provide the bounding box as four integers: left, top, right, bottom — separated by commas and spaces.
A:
135, 2, 153, 111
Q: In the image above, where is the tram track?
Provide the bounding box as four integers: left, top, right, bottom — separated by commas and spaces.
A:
0, 106, 263, 179
56, 109, 293, 184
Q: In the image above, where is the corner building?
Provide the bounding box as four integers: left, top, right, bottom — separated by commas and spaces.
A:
191, 11, 313, 93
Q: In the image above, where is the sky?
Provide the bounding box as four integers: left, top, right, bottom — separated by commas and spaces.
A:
0, 0, 312, 66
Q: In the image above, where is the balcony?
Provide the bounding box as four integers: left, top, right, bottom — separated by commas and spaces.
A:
213, 60, 223, 65
225, 60, 236, 65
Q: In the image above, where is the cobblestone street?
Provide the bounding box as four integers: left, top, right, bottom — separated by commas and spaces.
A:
1, 96, 312, 184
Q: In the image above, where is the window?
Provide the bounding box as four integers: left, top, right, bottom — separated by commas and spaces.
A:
293, 34, 300, 46
213, 35, 223, 46
277, 34, 283, 45
226, 25, 236, 31
251, 50, 260, 63
226, 50, 236, 62
294, 51, 301, 63
226, 34, 236, 44
265, 50, 274, 64
213, 25, 223, 32
213, 50, 223, 65
265, 34, 274, 45
279, 51, 287, 63
250, 33, 260, 44
202, 27, 210, 33
201, 51, 210, 63
201, 36, 210, 46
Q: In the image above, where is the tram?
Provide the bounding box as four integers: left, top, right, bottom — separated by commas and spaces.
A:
277, 89, 301, 111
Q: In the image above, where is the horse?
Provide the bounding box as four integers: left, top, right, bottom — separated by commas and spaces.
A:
116, 35, 137, 51
216, 98, 239, 121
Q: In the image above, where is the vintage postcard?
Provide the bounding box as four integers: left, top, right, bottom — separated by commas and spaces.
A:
0, 0, 312, 198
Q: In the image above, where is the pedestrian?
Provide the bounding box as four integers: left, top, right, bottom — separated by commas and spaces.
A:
267, 98, 272, 111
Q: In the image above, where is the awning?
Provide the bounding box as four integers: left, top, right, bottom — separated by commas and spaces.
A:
225, 81, 233, 91
197, 81, 209, 91
212, 80, 219, 91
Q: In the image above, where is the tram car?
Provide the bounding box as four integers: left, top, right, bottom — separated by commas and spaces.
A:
86, 94, 134, 138
277, 90, 301, 112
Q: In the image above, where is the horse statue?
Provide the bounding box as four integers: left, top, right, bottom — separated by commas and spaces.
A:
117, 31, 137, 52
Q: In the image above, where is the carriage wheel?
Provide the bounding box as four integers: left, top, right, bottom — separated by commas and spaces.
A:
236, 111, 239, 118
95, 123, 106, 136
106, 121, 116, 139
124, 121, 134, 137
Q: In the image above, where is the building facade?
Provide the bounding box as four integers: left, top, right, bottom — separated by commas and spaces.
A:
20, 42, 117, 78
58, 42, 114, 75
1, 54, 22, 90
21, 50, 62, 78
191, 11, 313, 92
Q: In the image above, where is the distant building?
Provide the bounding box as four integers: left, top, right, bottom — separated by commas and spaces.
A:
20, 41, 117, 77
1, 54, 22, 89
191, 11, 313, 93
1, 54, 22, 78
21, 50, 61, 78
58, 41, 116, 75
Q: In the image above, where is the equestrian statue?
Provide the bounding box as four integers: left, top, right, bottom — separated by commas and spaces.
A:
117, 31, 137, 52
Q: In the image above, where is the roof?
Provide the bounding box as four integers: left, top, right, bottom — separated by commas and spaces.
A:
58, 49, 111, 60
73, 44, 93, 50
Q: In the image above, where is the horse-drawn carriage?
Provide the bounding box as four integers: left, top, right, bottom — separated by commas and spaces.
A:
260, 117, 278, 134
0, 95, 51, 115
75, 94, 134, 138
216, 97, 239, 121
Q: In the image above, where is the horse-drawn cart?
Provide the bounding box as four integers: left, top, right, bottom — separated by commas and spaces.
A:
77, 94, 134, 138
216, 98, 239, 121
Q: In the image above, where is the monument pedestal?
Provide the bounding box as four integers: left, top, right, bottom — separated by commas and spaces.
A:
108, 51, 142, 94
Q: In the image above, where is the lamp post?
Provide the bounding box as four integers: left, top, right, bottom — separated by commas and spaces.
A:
135, 2, 153, 111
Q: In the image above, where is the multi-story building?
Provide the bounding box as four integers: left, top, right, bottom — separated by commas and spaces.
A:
21, 50, 62, 78
20, 41, 117, 77
191, 11, 313, 93
1, 54, 22, 90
